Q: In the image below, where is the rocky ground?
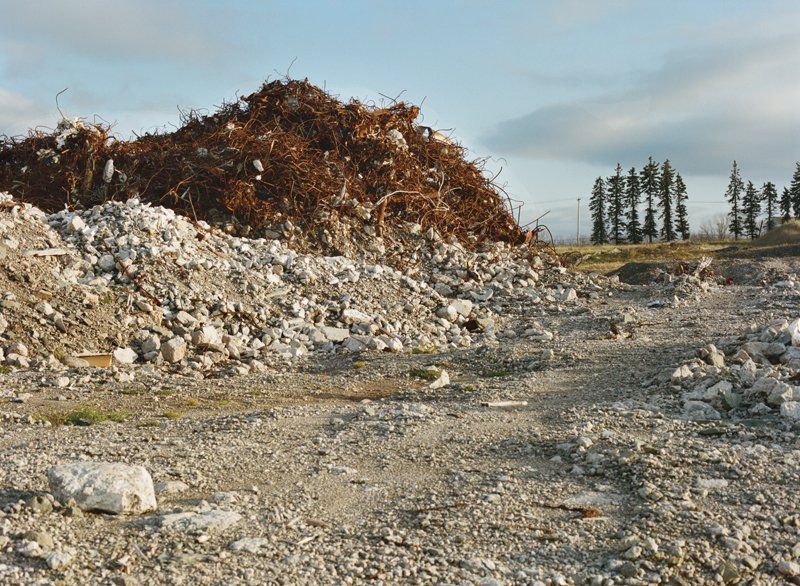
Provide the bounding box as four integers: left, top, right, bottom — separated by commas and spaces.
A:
2, 195, 800, 584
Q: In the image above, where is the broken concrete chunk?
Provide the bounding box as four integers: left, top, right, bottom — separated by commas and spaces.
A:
161, 337, 187, 363
113, 347, 138, 365
47, 462, 157, 515
341, 308, 372, 324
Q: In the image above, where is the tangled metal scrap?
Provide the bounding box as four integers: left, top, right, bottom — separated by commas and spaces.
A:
0, 79, 528, 247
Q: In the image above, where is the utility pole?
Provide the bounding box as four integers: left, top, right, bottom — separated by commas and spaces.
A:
576, 197, 581, 245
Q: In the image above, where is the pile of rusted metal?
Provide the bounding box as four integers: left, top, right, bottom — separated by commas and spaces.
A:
0, 79, 521, 246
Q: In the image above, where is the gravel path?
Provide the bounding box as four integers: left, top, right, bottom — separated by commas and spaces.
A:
1, 279, 799, 585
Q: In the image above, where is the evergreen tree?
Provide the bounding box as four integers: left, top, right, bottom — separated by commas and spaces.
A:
589, 176, 607, 245
725, 161, 744, 239
658, 159, 676, 241
640, 157, 659, 243
606, 163, 626, 244
762, 181, 778, 231
674, 173, 690, 240
625, 167, 642, 243
781, 187, 792, 223
791, 162, 800, 218
742, 180, 761, 239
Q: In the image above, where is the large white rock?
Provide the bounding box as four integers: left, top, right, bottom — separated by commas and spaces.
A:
788, 319, 800, 346
113, 347, 138, 365
47, 462, 157, 515
161, 337, 186, 363
191, 325, 223, 350
780, 401, 800, 420
322, 326, 350, 343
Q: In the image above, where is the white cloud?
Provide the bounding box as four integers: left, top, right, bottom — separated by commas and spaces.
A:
0, 88, 52, 136
483, 26, 800, 178
0, 0, 233, 65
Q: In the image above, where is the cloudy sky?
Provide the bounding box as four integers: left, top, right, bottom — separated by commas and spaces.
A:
1, 0, 798, 238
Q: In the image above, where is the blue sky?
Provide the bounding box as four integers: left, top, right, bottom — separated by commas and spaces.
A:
1, 0, 798, 238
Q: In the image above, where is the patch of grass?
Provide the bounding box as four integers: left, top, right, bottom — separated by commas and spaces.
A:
99, 293, 114, 304
46, 407, 128, 426
184, 398, 200, 407
410, 367, 440, 381
120, 388, 145, 396
482, 369, 511, 378
211, 399, 236, 407
411, 345, 438, 355
155, 389, 176, 396
556, 240, 735, 272
352, 361, 368, 369
161, 410, 183, 420
0, 365, 10, 375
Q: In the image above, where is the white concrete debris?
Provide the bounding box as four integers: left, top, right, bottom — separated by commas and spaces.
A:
1, 194, 602, 374
159, 510, 242, 534
47, 462, 157, 515
113, 347, 138, 364
429, 369, 450, 389
670, 317, 800, 422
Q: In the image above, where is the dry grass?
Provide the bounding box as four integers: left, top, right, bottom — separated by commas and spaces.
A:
754, 220, 800, 247
557, 240, 734, 272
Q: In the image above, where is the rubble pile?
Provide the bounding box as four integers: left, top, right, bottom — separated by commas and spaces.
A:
667, 318, 800, 422
0, 193, 587, 375
0, 80, 522, 252
645, 258, 722, 307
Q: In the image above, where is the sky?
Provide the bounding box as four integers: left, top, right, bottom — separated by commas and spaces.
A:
1, 0, 798, 239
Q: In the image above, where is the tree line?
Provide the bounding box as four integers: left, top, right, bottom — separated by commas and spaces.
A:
725, 161, 800, 240
589, 157, 688, 245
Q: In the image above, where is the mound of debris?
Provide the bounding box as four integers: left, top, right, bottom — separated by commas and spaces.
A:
666, 318, 800, 423
1, 192, 591, 377
0, 80, 522, 253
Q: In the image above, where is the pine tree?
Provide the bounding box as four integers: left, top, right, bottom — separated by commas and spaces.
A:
791, 162, 800, 218
607, 163, 626, 244
781, 187, 792, 223
742, 180, 761, 239
658, 159, 675, 241
640, 157, 659, 243
674, 173, 690, 240
725, 161, 744, 239
625, 167, 642, 243
762, 181, 778, 231
589, 176, 607, 245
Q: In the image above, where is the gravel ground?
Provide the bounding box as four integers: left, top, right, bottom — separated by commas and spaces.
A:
2, 266, 800, 585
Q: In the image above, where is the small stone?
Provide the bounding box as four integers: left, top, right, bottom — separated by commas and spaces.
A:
341, 308, 372, 324
46, 551, 73, 570
158, 510, 242, 534
429, 369, 450, 389
97, 254, 117, 272
26, 495, 54, 515
777, 560, 800, 577
229, 537, 270, 553
24, 530, 54, 550
67, 215, 85, 233
154, 480, 190, 495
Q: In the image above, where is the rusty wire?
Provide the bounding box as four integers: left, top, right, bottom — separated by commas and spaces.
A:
0, 79, 527, 247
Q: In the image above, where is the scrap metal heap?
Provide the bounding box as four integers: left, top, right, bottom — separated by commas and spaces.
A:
0, 79, 522, 250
